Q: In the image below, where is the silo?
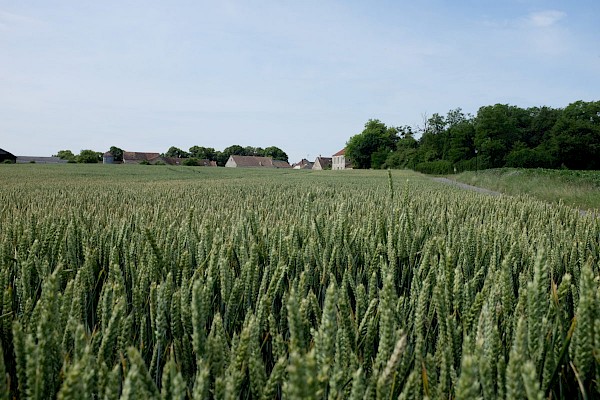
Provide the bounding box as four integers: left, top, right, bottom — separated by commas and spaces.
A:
103, 152, 114, 164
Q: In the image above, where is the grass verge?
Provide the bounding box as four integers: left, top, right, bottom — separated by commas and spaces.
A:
452, 168, 600, 210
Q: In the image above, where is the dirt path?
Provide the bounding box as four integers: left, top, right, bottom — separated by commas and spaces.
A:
432, 177, 503, 196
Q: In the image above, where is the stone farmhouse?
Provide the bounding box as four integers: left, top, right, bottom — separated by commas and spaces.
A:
332, 148, 352, 170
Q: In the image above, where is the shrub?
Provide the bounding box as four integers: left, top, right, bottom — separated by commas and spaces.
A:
414, 160, 453, 175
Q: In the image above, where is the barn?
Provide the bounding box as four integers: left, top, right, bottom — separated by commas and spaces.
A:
0, 148, 17, 164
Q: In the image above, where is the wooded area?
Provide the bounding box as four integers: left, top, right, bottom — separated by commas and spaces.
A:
346, 100, 600, 173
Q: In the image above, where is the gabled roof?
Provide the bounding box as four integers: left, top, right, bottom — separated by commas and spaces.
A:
315, 157, 332, 166
123, 152, 161, 162
230, 155, 273, 167
228, 155, 291, 168
293, 159, 314, 169
272, 159, 292, 168
333, 148, 346, 156
0, 148, 16, 157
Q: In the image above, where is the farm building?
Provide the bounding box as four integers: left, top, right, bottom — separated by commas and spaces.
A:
225, 155, 291, 168
122, 152, 161, 164
103, 152, 117, 164
332, 148, 352, 170
0, 148, 16, 163
292, 159, 314, 169
312, 156, 332, 170
16, 156, 67, 164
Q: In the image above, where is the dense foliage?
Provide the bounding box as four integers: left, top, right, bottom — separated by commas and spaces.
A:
347, 100, 600, 173
0, 165, 599, 399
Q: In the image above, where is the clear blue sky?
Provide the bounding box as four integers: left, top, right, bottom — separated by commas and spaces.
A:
1, 0, 598, 162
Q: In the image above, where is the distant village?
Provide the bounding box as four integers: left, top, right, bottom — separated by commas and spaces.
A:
0, 148, 353, 170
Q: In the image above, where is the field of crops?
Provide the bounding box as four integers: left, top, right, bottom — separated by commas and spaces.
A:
0, 164, 599, 399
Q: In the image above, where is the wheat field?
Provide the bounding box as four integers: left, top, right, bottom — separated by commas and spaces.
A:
0, 164, 598, 399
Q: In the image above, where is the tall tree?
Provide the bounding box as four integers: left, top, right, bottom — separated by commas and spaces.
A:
77, 150, 102, 163
164, 146, 190, 158
109, 146, 124, 162
346, 119, 398, 169
549, 100, 600, 169
474, 104, 529, 168
54, 150, 76, 161
263, 146, 288, 162
189, 146, 216, 160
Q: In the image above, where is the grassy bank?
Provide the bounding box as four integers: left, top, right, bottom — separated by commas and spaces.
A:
452, 168, 600, 210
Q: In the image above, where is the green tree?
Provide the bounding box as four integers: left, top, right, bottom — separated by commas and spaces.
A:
109, 146, 124, 162
222, 145, 246, 156
77, 150, 102, 163
549, 100, 600, 169
524, 106, 561, 148
189, 146, 216, 160
54, 150, 76, 162
263, 146, 288, 162
217, 145, 246, 166
244, 146, 264, 157
346, 119, 398, 169
474, 104, 530, 168
183, 158, 200, 166
164, 146, 190, 158
447, 119, 476, 163
416, 113, 447, 162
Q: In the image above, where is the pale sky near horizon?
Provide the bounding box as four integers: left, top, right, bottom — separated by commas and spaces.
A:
1, 1, 598, 162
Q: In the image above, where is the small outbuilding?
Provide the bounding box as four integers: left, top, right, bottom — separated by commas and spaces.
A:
103, 152, 115, 164
293, 159, 314, 169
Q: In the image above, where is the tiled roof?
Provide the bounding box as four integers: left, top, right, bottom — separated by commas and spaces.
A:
315, 157, 332, 167
123, 152, 160, 162
230, 155, 273, 167
333, 148, 346, 156
272, 159, 292, 168
227, 155, 291, 168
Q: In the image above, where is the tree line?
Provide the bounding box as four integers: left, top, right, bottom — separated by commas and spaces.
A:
54, 145, 288, 166
346, 100, 600, 173
164, 145, 288, 165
